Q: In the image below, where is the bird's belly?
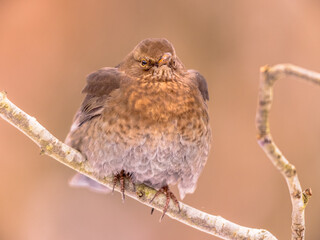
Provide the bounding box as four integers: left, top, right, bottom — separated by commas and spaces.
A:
122, 133, 198, 189
84, 117, 210, 189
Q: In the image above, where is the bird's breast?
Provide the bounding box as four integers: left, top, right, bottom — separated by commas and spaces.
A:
101, 77, 210, 145
128, 79, 206, 122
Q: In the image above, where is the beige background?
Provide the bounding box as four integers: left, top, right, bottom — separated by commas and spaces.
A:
1, 1, 320, 239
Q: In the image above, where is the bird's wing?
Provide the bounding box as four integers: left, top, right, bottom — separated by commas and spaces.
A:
188, 70, 209, 101
65, 67, 130, 192
176, 70, 210, 199
78, 67, 129, 126
65, 67, 129, 147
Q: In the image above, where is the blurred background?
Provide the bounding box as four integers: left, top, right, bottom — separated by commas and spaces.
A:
1, 0, 320, 239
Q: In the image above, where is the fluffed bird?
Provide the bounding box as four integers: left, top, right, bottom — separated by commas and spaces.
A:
65, 38, 211, 219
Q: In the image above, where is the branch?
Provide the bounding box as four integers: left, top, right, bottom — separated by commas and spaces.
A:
0, 90, 276, 240
256, 64, 316, 240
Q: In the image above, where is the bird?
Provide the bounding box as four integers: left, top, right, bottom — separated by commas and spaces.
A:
65, 38, 211, 219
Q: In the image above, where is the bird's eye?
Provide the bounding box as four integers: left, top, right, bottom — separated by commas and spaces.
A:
172, 60, 176, 68
140, 59, 148, 67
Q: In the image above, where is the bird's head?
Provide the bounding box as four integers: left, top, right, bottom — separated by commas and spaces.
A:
118, 38, 185, 81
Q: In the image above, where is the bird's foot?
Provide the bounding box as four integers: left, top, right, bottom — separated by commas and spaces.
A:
112, 170, 135, 202
150, 185, 180, 221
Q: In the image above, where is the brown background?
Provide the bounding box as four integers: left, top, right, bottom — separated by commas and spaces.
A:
1, 1, 320, 239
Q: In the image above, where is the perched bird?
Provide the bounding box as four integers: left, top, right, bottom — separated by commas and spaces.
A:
65, 38, 211, 219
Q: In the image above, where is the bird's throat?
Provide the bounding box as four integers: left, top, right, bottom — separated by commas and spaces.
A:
150, 66, 174, 82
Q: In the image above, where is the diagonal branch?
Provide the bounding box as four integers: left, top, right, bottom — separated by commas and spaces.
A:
0, 90, 276, 240
256, 64, 316, 240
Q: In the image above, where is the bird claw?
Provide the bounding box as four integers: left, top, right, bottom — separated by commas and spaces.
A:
150, 185, 180, 221
112, 170, 135, 202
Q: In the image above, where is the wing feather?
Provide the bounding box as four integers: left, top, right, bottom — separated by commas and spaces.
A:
188, 69, 209, 101
65, 67, 130, 147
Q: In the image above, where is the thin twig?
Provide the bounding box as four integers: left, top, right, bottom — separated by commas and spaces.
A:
256, 64, 316, 240
0, 91, 276, 240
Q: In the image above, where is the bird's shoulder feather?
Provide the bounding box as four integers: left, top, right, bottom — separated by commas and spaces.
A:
78, 67, 130, 126
187, 69, 209, 101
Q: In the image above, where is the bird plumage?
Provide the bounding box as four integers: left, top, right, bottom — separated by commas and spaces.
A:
65, 38, 211, 200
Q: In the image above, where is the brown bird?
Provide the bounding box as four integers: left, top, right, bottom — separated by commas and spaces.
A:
65, 38, 211, 219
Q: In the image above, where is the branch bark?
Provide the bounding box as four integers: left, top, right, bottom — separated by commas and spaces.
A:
256, 64, 316, 240
0, 90, 276, 240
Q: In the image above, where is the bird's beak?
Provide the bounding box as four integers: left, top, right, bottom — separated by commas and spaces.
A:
158, 52, 172, 67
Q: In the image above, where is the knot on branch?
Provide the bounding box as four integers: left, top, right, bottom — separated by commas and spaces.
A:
284, 164, 297, 178
257, 135, 272, 146
260, 65, 280, 85
292, 223, 305, 240
302, 188, 312, 208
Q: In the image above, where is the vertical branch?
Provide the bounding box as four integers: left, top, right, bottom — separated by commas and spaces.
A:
256, 64, 317, 240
